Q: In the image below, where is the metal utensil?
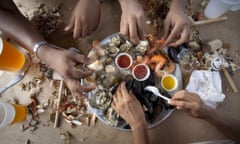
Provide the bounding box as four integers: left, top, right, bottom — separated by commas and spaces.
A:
144, 86, 170, 102
0, 72, 25, 96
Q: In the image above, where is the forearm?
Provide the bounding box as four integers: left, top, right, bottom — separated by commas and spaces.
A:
0, 0, 44, 54
170, 0, 188, 12
118, 0, 138, 8
131, 122, 149, 144
205, 108, 240, 143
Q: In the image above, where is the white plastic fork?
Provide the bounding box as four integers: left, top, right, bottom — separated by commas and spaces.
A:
144, 86, 170, 102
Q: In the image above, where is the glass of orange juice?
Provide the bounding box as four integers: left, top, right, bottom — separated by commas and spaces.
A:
11, 104, 28, 124
0, 101, 27, 128
0, 37, 26, 72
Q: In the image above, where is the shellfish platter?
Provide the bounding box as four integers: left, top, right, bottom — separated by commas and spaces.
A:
84, 33, 182, 130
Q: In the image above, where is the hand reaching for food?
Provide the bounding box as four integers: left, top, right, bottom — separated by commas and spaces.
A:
38, 45, 96, 100
163, 0, 191, 47
112, 82, 149, 144
118, 0, 145, 44
65, 0, 101, 39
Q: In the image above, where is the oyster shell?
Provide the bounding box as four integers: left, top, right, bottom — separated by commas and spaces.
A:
87, 60, 104, 71
111, 35, 121, 47
135, 40, 149, 54
91, 87, 113, 109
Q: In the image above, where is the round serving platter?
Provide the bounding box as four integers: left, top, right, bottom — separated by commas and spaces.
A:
84, 33, 182, 131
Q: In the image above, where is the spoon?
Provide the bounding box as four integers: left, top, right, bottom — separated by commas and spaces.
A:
0, 72, 25, 97
144, 86, 170, 102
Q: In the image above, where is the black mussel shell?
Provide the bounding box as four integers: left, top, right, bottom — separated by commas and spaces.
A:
168, 43, 189, 63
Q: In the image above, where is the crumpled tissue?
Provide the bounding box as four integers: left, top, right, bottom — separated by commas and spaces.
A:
186, 70, 225, 109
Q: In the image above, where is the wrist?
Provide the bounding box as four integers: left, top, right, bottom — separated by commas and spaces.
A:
37, 43, 59, 63
33, 41, 48, 58
131, 120, 147, 131
202, 105, 215, 120
170, 0, 188, 13
119, 0, 138, 7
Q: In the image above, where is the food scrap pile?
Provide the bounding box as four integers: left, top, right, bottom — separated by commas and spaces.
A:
16, 3, 62, 38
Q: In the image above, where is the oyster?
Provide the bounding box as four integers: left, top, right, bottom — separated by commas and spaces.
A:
119, 42, 132, 52
87, 60, 104, 71
105, 107, 119, 127
111, 35, 121, 47
92, 87, 113, 109
105, 65, 117, 74
135, 40, 149, 55
99, 74, 118, 89
106, 46, 119, 57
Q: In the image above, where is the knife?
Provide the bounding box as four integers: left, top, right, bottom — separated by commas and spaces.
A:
0, 72, 25, 96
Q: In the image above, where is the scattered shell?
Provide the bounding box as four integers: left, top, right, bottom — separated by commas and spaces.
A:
37, 108, 45, 114
71, 120, 82, 126
29, 119, 39, 127
29, 126, 38, 132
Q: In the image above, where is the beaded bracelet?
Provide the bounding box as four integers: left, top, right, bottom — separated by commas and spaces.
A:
33, 41, 48, 58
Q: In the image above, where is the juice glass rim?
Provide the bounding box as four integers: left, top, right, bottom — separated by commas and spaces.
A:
0, 37, 3, 55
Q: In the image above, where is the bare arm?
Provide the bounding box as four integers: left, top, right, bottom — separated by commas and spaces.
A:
170, 90, 240, 143
112, 82, 149, 144
0, 0, 43, 53
0, 1, 95, 99
204, 107, 240, 143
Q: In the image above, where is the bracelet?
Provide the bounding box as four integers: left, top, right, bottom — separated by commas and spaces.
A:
33, 41, 48, 58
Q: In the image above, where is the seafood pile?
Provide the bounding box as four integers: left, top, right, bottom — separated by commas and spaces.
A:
84, 33, 177, 128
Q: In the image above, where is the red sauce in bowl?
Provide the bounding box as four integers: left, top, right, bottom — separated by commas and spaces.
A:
117, 55, 131, 68
133, 64, 148, 79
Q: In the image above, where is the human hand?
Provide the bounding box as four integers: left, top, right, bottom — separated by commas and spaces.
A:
112, 82, 147, 129
39, 46, 95, 100
169, 90, 213, 119
119, 0, 145, 44
64, 0, 101, 39
163, 1, 191, 47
